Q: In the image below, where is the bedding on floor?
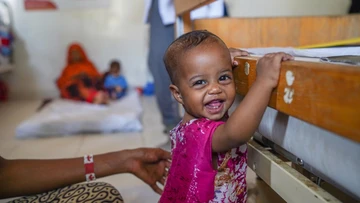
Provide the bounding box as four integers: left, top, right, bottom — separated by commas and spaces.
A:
16, 90, 143, 138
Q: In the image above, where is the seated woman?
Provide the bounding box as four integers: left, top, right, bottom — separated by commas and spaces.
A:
104, 60, 128, 100
56, 43, 108, 104
0, 148, 170, 202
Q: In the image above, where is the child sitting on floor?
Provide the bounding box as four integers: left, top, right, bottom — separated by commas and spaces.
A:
104, 60, 128, 100
159, 30, 293, 202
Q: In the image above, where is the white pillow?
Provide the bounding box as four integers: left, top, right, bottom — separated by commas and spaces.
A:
16, 90, 143, 138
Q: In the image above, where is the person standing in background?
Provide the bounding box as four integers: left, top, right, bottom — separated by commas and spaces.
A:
144, 0, 226, 134
349, 0, 360, 13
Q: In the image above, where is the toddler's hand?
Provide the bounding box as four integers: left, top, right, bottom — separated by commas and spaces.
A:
229, 48, 249, 66
256, 52, 293, 88
115, 86, 123, 92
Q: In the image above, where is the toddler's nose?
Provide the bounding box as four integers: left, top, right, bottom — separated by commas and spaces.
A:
208, 83, 222, 95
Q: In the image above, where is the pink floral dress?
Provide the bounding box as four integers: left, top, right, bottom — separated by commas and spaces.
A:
159, 118, 248, 203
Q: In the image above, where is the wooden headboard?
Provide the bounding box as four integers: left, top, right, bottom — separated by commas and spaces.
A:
193, 15, 360, 48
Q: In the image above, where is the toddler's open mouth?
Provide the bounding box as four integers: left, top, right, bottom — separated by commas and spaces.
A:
205, 99, 224, 114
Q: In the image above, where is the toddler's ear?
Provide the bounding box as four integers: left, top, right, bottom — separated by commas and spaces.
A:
169, 84, 183, 105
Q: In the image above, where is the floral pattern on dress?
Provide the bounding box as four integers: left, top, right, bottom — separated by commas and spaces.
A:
159, 118, 247, 203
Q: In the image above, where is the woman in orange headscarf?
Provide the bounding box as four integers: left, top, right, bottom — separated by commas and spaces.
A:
56, 43, 108, 104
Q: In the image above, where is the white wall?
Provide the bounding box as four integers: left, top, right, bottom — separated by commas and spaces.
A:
4, 0, 150, 99
225, 0, 351, 17
2, 0, 352, 99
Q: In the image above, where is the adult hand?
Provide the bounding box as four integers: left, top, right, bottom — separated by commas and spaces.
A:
124, 148, 171, 195
229, 48, 249, 66
0, 148, 171, 199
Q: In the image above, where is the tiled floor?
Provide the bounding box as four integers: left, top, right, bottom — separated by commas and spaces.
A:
0, 96, 284, 203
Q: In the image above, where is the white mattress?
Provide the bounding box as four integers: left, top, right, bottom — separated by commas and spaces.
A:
258, 107, 360, 199
16, 90, 143, 138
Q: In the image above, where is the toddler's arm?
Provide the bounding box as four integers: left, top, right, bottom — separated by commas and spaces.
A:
114, 76, 128, 92
212, 52, 293, 152
104, 76, 113, 89
120, 76, 128, 89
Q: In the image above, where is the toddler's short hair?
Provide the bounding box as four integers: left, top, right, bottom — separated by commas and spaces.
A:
110, 60, 121, 69
163, 30, 226, 85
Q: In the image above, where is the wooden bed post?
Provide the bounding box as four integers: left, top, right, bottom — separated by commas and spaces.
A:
174, 0, 215, 37
175, 11, 191, 38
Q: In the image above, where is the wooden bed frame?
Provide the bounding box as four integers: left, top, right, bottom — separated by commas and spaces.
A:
233, 57, 360, 142
174, 0, 360, 202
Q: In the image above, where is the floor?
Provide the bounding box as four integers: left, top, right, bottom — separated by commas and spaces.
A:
0, 96, 284, 203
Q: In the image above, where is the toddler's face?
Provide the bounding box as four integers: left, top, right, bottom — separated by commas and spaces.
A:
110, 65, 120, 76
175, 42, 235, 121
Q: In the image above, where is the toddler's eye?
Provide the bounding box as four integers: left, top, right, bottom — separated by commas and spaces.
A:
219, 75, 231, 81
193, 80, 206, 86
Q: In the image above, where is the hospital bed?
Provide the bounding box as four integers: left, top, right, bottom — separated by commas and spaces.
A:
174, 1, 360, 202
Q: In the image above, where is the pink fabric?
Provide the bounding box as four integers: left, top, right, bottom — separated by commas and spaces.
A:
159, 118, 247, 203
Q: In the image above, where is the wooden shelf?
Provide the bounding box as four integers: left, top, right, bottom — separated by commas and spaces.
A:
233, 57, 360, 143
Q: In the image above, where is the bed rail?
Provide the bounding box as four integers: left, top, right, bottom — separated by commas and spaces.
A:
234, 57, 360, 143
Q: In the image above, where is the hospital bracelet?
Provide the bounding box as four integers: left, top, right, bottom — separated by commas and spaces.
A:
84, 154, 96, 182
